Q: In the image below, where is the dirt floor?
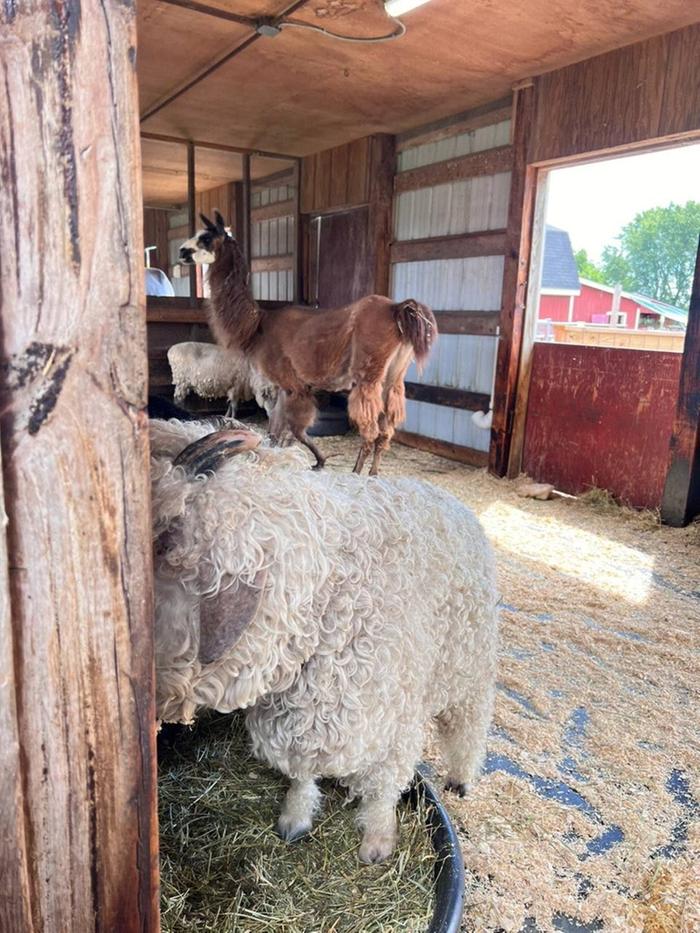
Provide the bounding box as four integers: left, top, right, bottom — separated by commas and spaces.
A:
316, 433, 700, 933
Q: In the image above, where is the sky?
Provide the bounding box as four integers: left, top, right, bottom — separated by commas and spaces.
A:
545, 143, 700, 263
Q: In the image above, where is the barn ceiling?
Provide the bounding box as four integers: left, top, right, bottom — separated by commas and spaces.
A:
137, 0, 699, 169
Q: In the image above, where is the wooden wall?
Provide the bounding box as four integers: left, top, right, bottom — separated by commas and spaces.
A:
529, 22, 700, 163
143, 207, 170, 272
523, 345, 682, 509
1, 2, 158, 930
301, 137, 371, 214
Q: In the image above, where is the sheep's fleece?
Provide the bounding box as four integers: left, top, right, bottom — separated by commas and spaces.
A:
151, 418, 498, 858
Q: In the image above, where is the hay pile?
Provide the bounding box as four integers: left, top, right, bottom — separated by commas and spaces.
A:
158, 712, 436, 933
319, 435, 700, 933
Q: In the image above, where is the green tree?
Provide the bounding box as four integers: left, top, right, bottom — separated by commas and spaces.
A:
574, 248, 606, 284
600, 201, 700, 308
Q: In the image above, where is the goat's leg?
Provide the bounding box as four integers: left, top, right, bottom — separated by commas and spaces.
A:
225, 388, 237, 420
278, 777, 321, 842
357, 796, 398, 864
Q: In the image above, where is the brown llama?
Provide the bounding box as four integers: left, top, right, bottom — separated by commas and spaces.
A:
179, 211, 437, 475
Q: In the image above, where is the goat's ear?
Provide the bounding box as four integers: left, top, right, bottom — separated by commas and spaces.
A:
214, 210, 227, 232
200, 212, 217, 232
198, 568, 267, 664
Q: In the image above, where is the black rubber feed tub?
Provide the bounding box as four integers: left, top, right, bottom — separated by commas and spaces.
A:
407, 767, 465, 933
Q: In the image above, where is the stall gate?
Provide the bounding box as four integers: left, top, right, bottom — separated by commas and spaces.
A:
391, 107, 513, 459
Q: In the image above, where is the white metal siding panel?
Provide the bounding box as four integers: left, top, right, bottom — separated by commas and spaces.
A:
394, 172, 511, 239
392, 256, 504, 310
398, 119, 511, 171
403, 399, 490, 452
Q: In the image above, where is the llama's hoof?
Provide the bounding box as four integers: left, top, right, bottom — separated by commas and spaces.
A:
359, 833, 396, 864
444, 779, 469, 798
277, 815, 313, 843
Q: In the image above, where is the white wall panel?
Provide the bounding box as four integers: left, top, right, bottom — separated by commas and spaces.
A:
398, 119, 511, 171
392, 256, 504, 310
394, 172, 511, 239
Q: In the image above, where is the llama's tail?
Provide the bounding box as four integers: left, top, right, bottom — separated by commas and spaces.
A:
393, 299, 437, 370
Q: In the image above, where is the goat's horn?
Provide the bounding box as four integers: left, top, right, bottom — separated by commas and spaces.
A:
174, 428, 261, 475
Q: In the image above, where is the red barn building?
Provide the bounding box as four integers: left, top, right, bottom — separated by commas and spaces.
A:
538, 226, 688, 333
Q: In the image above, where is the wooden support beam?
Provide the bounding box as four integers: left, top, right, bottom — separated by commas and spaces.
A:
433, 310, 500, 336
396, 96, 513, 151
367, 134, 396, 296
661, 237, 700, 526
140, 131, 298, 162
292, 161, 302, 303
487, 85, 538, 477
251, 198, 296, 222
187, 141, 197, 297
394, 431, 489, 467
0, 4, 158, 929
391, 230, 508, 263
404, 382, 490, 412
251, 254, 294, 273
242, 153, 252, 267
395, 146, 513, 193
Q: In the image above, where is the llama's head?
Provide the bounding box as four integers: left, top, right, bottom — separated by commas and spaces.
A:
179, 211, 235, 265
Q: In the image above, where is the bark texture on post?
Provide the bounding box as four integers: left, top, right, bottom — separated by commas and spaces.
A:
0, 3, 158, 931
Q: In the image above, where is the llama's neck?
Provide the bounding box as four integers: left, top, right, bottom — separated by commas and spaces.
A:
206, 239, 261, 353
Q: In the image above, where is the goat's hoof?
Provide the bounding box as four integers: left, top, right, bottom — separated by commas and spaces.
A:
444, 779, 469, 798
358, 834, 396, 864
312, 461, 326, 471
277, 816, 312, 843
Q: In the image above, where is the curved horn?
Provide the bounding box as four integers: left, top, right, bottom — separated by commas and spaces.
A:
173, 428, 261, 475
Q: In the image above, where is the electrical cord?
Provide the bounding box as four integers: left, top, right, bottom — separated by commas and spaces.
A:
277, 15, 406, 43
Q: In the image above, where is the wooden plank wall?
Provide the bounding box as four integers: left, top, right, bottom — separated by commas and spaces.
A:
391, 100, 513, 461
301, 137, 371, 214
251, 169, 296, 301
143, 207, 170, 272
529, 22, 700, 164
0, 2, 158, 929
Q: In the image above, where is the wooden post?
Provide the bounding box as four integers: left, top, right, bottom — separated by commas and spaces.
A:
0, 4, 159, 931
368, 134, 396, 296
489, 84, 535, 477
292, 159, 303, 303
661, 238, 700, 526
242, 153, 252, 267
505, 171, 549, 478
187, 141, 198, 299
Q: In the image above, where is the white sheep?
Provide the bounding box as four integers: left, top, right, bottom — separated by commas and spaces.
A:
167, 341, 278, 419
150, 418, 499, 863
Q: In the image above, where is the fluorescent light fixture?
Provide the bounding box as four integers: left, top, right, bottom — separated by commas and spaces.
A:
385, 0, 431, 16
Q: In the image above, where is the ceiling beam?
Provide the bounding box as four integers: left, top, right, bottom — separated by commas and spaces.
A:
155, 0, 257, 27
141, 131, 299, 163
141, 0, 310, 123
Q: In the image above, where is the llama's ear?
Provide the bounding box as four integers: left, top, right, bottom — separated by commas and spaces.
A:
198, 568, 267, 664
200, 212, 217, 232
214, 210, 227, 232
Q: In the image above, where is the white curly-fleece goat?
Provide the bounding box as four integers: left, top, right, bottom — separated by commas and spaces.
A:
167, 341, 278, 418
150, 418, 498, 863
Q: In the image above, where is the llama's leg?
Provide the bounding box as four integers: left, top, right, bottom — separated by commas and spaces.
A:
369, 373, 408, 476
348, 381, 383, 475
285, 392, 326, 469
278, 777, 321, 842
437, 688, 495, 797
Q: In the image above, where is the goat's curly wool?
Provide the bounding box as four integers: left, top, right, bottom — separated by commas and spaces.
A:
167, 341, 277, 417
151, 418, 498, 861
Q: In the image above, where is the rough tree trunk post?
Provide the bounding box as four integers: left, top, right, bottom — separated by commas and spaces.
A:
0, 3, 159, 931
